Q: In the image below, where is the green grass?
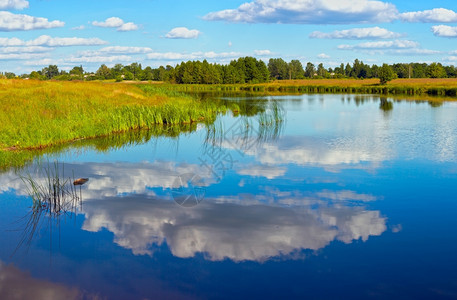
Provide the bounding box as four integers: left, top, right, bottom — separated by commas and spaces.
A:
0, 80, 227, 151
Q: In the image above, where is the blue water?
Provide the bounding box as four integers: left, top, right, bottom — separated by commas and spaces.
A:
1, 94, 457, 299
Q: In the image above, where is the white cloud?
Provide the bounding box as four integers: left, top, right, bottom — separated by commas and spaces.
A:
401, 8, 457, 23
165, 27, 201, 39
92, 17, 124, 28
0, 11, 64, 31
67, 55, 134, 64
254, 49, 272, 56
71, 25, 85, 30
337, 40, 440, 55
80, 193, 386, 260
0, 53, 47, 60
432, 25, 457, 38
92, 17, 138, 31
146, 51, 241, 61
238, 165, 286, 179
318, 53, 330, 59
0, 0, 28, 10
0, 46, 49, 53
23, 58, 59, 66
338, 40, 419, 50
89, 46, 153, 55
0, 35, 107, 47
310, 26, 402, 39
316, 190, 377, 202
203, 0, 399, 24
117, 22, 138, 32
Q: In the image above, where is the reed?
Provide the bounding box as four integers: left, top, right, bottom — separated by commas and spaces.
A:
14, 161, 83, 253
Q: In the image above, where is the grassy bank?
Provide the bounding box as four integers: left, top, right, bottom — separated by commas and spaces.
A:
0, 80, 227, 151
160, 78, 457, 97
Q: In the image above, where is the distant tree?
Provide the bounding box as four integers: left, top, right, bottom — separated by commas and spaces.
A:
445, 65, 457, 78
268, 58, 289, 80
304, 62, 315, 78
289, 60, 304, 79
316, 63, 327, 78
378, 63, 396, 85
111, 64, 124, 78
124, 62, 142, 80
42, 65, 59, 79
69, 65, 84, 76
4, 72, 16, 79
344, 63, 352, 77
96, 64, 112, 79
427, 63, 446, 78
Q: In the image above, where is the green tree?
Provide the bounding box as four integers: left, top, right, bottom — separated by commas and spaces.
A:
427, 63, 447, 78
304, 62, 315, 78
378, 63, 396, 85
69, 65, 84, 76
317, 63, 327, 78
42, 65, 59, 79
96, 64, 112, 79
268, 58, 289, 80
289, 60, 304, 79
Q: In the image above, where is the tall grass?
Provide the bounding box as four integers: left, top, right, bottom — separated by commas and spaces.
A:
0, 80, 227, 151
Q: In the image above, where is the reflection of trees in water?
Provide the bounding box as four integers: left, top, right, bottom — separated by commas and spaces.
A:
204, 100, 285, 151
379, 97, 393, 112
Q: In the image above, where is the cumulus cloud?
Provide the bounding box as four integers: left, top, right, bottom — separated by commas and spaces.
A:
318, 53, 330, 59
254, 49, 272, 56
337, 40, 440, 55
85, 46, 153, 55
0, 11, 64, 31
401, 8, 457, 23
203, 0, 399, 24
0, 35, 107, 47
165, 27, 201, 39
92, 17, 138, 31
0, 0, 29, 10
67, 55, 134, 64
0, 46, 49, 53
432, 25, 457, 38
92, 17, 124, 28
117, 22, 138, 32
310, 26, 402, 39
146, 51, 241, 61
0, 53, 47, 60
338, 40, 419, 50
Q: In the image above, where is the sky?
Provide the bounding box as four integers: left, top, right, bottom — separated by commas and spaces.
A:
2, 0, 457, 74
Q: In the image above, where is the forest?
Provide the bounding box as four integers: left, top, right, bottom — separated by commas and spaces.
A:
2, 57, 457, 84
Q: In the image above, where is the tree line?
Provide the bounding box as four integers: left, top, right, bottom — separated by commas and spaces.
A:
2, 57, 457, 84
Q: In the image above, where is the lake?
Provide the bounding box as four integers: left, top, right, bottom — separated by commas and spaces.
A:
1, 94, 457, 299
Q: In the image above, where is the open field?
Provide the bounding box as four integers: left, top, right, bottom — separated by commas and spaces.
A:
0, 80, 228, 152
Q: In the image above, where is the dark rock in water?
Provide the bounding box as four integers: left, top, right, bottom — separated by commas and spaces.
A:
73, 178, 89, 186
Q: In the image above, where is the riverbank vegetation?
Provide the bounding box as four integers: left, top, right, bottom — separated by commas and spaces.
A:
0, 80, 229, 152
155, 78, 457, 97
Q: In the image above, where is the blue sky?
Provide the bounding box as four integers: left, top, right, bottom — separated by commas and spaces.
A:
2, 0, 457, 73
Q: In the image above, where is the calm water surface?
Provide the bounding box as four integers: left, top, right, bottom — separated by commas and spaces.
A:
1, 94, 457, 299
